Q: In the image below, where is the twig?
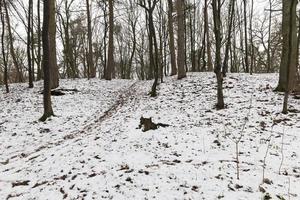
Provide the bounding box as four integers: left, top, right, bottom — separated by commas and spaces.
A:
279, 127, 285, 175
236, 142, 240, 179
202, 135, 206, 154
224, 94, 254, 180
288, 177, 291, 200
262, 133, 273, 183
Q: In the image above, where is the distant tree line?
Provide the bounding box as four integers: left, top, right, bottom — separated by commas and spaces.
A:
0, 0, 299, 119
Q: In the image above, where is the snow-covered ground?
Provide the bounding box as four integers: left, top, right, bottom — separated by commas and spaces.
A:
0, 73, 299, 200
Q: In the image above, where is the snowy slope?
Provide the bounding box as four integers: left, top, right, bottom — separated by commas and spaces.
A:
0, 73, 299, 200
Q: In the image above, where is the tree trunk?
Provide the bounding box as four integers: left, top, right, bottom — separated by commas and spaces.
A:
149, 11, 159, 97
176, 0, 186, 79
105, 0, 114, 80
86, 0, 95, 78
267, 0, 272, 73
282, 0, 298, 113
201, 6, 207, 71
127, 0, 137, 80
37, 0, 42, 80
49, 0, 59, 89
167, 0, 177, 76
40, 0, 54, 121
204, 0, 213, 72
102, 2, 108, 79
222, 0, 235, 77
0, 1, 9, 93
190, 2, 196, 72
277, 0, 298, 92
243, 0, 249, 73
296, 10, 300, 85
249, 0, 254, 74
31, 2, 35, 82
27, 0, 34, 88
212, 0, 225, 109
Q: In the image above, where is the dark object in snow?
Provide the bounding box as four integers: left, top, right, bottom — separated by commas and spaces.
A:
88, 173, 97, 178
51, 90, 65, 96
138, 117, 170, 132
40, 89, 65, 96
40, 88, 79, 96
213, 140, 221, 146
54, 174, 67, 180
263, 193, 272, 200
60, 187, 68, 199
235, 184, 243, 189
191, 185, 199, 192
32, 181, 48, 188
263, 178, 273, 185
118, 164, 130, 171
138, 169, 150, 175
259, 186, 266, 193
276, 194, 285, 200
59, 88, 79, 92
39, 128, 50, 133
125, 177, 133, 183
0, 159, 9, 165
294, 95, 300, 100
12, 180, 30, 187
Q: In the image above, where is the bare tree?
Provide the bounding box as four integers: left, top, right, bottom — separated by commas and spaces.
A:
222, 0, 235, 77
138, 0, 160, 96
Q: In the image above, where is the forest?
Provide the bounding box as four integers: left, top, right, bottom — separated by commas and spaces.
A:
0, 0, 300, 199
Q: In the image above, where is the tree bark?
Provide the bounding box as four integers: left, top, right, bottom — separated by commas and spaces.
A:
176, 0, 186, 79
282, 0, 298, 113
204, 0, 213, 71
40, 0, 54, 121
105, 0, 114, 80
86, 0, 95, 78
27, 0, 33, 88
222, 0, 235, 77
277, 0, 298, 92
49, 0, 59, 89
37, 0, 42, 80
0, 0, 9, 93
266, 0, 272, 73
212, 0, 225, 109
243, 0, 249, 73
167, 0, 177, 76
249, 0, 254, 74
190, 2, 196, 72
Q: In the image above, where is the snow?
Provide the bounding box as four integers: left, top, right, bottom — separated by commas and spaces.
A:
0, 73, 299, 200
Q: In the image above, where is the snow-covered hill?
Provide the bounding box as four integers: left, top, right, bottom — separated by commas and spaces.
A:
0, 73, 299, 200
